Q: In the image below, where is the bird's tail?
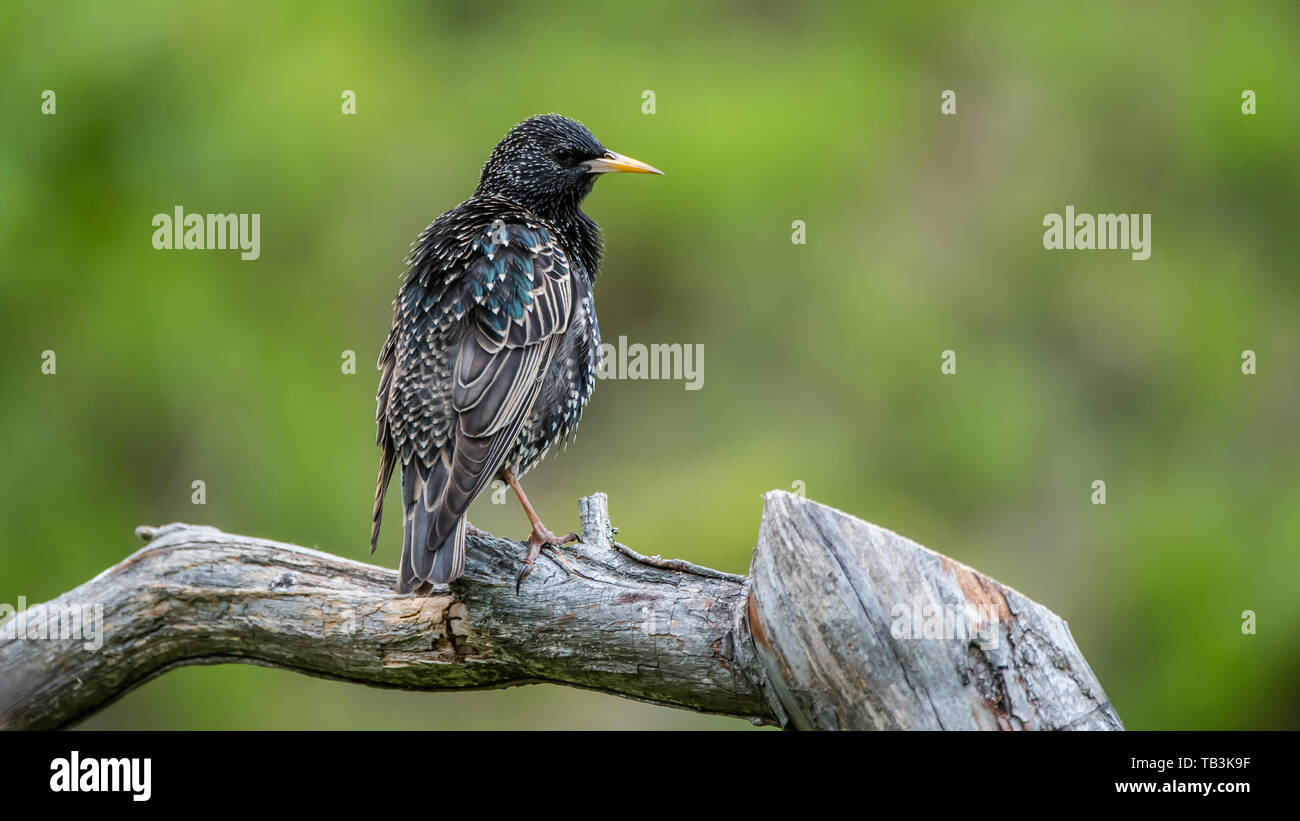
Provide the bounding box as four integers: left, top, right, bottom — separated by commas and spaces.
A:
397, 459, 468, 593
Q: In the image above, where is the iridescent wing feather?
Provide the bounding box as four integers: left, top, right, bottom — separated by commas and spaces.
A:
373, 206, 575, 591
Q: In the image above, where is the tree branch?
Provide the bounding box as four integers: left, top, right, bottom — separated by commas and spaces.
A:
0, 492, 1123, 730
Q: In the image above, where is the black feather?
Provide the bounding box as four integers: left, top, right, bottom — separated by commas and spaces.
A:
373, 115, 619, 591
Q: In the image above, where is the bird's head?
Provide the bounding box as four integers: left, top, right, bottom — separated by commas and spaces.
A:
475, 114, 662, 218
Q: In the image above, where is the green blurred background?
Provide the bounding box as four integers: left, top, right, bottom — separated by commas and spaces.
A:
1, 0, 1297, 729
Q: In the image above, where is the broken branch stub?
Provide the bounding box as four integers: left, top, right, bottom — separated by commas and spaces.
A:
742, 491, 1123, 730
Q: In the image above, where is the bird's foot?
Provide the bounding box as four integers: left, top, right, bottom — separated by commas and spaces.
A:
465, 520, 492, 540
515, 525, 579, 593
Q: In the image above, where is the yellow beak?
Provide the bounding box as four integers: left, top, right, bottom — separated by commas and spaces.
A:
584, 150, 664, 176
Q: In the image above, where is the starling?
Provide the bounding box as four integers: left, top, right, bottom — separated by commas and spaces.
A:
371, 114, 662, 593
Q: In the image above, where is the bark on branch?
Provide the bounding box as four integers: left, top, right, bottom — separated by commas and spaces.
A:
0, 492, 1122, 730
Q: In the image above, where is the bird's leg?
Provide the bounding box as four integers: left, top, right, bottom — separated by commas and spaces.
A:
502, 468, 577, 592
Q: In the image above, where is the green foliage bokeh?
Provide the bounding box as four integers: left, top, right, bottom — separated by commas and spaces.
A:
1, 1, 1296, 729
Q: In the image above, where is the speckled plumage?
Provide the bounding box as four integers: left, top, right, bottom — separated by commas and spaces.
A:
371, 115, 655, 592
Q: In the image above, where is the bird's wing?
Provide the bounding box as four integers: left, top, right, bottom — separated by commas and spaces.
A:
378, 216, 576, 590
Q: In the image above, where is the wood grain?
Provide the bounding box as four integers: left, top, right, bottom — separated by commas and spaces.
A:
0, 492, 1122, 730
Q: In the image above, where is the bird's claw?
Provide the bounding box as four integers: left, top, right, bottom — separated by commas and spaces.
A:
515, 562, 534, 594
514, 527, 578, 593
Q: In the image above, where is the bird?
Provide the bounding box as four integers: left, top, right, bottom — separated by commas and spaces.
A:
371, 114, 662, 594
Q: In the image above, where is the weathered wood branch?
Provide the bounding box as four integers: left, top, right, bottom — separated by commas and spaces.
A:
0, 492, 1122, 730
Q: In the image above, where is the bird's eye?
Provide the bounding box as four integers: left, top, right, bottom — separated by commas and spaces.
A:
553, 147, 578, 165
